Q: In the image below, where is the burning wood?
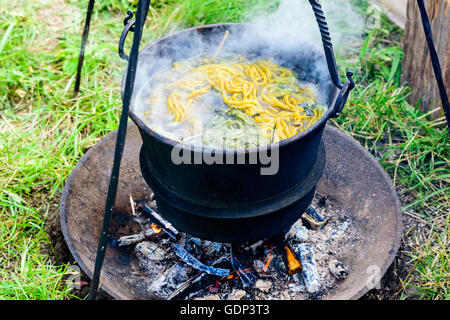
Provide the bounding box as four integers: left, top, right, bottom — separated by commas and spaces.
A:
284, 242, 303, 275
173, 243, 230, 277
115, 193, 354, 299
262, 245, 273, 273
167, 256, 231, 300
265, 234, 303, 276
117, 225, 160, 246
295, 243, 320, 294
137, 202, 181, 240
230, 245, 260, 287
301, 206, 327, 230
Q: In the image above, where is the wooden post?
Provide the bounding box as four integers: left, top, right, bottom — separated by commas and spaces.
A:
402, 0, 449, 120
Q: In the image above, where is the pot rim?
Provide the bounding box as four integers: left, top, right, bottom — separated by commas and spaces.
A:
139, 141, 326, 218
127, 22, 340, 155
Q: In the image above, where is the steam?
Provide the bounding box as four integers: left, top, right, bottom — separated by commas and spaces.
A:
248, 0, 365, 51
130, 0, 366, 148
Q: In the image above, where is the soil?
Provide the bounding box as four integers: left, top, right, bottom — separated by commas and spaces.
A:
44, 198, 112, 300
35, 0, 82, 50
362, 187, 431, 300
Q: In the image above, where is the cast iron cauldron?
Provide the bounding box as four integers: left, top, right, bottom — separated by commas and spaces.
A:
119, 20, 354, 243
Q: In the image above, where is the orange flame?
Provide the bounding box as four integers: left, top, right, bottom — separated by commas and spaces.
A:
263, 245, 273, 272
285, 246, 302, 275
151, 224, 162, 234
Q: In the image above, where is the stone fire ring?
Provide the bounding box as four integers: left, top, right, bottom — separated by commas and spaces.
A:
60, 123, 402, 300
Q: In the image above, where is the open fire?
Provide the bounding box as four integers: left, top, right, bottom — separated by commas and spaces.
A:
114, 193, 355, 300
60, 122, 402, 300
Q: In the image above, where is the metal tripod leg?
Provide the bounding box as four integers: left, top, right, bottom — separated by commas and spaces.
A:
87, 0, 151, 300
73, 0, 96, 98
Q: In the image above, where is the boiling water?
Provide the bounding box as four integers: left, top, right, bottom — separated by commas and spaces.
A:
132, 55, 324, 150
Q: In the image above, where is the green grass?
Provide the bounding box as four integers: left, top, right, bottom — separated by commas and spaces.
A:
0, 190, 73, 299
1, 0, 124, 299
399, 216, 449, 300
0, 0, 448, 299
332, 10, 449, 299
337, 14, 449, 226
0, 0, 279, 300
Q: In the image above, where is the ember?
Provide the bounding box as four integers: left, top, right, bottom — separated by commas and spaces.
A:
61, 116, 402, 300
114, 195, 358, 300
263, 245, 273, 273
230, 246, 260, 287
284, 243, 302, 275
137, 202, 180, 240
151, 224, 162, 233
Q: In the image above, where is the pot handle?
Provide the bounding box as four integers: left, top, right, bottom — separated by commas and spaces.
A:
118, 11, 136, 61
308, 0, 355, 117
331, 71, 355, 118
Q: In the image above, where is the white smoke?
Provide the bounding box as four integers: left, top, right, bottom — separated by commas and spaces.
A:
249, 0, 365, 51
129, 0, 366, 148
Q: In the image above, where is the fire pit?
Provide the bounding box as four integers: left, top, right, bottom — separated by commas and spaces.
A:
62, 0, 400, 299
60, 123, 402, 300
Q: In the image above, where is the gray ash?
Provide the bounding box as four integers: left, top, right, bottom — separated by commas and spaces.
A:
117, 193, 359, 300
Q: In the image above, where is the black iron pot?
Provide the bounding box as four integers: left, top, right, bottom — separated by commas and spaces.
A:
119, 16, 354, 243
